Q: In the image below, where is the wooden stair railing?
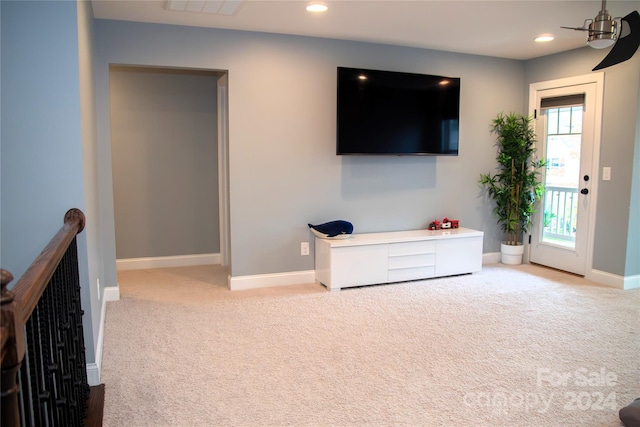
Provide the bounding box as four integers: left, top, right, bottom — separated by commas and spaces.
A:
1, 208, 93, 426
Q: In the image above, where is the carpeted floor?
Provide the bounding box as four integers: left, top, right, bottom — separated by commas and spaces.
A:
101, 263, 639, 426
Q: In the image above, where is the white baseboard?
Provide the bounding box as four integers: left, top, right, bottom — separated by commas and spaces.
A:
590, 269, 640, 290
482, 252, 500, 265
86, 363, 100, 386
86, 286, 120, 386
230, 270, 316, 291
623, 275, 640, 290
116, 253, 220, 271
104, 286, 121, 302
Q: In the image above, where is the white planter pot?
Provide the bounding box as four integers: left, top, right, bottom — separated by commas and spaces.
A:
501, 242, 524, 265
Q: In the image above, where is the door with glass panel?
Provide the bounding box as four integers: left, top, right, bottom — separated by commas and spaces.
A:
529, 79, 601, 276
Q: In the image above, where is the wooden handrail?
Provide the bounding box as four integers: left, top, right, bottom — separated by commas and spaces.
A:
11, 208, 85, 324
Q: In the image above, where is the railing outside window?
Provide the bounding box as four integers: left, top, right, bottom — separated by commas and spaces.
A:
543, 186, 578, 247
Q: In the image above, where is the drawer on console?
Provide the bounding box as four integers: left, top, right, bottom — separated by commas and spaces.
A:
388, 266, 435, 282
389, 240, 436, 256
388, 253, 436, 269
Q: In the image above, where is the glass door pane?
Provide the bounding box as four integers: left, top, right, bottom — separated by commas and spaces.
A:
541, 106, 582, 249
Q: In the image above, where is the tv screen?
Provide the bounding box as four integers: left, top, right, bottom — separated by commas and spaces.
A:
336, 67, 460, 156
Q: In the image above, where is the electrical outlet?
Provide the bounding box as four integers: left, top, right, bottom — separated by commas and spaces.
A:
97, 278, 101, 300
301, 241, 310, 256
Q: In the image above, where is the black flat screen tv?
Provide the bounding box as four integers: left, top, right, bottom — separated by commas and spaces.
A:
336, 67, 460, 156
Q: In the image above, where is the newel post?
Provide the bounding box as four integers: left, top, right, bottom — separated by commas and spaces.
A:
1, 269, 25, 427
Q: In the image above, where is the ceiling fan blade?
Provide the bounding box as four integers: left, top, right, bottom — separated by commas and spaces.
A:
561, 26, 588, 31
593, 10, 640, 71
561, 18, 593, 32
560, 26, 613, 34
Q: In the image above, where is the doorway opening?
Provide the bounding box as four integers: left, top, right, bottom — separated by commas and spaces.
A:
108, 65, 230, 270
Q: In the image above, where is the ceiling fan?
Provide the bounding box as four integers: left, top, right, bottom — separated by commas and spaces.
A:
561, 0, 640, 70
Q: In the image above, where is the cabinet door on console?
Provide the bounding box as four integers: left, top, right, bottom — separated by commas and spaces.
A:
332, 245, 388, 288
435, 237, 483, 277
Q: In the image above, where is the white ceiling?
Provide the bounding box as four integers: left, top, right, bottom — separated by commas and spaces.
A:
91, 0, 640, 60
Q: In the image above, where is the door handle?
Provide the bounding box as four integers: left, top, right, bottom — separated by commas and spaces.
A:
581, 188, 589, 195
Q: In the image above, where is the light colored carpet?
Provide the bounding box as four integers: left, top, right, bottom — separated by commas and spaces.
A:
102, 263, 639, 426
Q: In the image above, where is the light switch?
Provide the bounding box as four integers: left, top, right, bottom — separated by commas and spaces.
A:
602, 167, 611, 181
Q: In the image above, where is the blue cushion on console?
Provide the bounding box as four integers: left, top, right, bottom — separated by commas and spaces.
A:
308, 220, 354, 239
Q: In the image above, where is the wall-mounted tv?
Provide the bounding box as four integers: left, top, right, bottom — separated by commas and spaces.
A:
336, 67, 460, 156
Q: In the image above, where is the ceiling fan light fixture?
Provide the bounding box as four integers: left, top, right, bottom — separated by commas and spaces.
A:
587, 8, 617, 49
588, 37, 616, 49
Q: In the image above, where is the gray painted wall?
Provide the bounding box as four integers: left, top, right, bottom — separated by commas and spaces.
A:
1, 0, 98, 363
94, 20, 526, 280
109, 67, 220, 259
1, 0, 83, 280
525, 48, 640, 277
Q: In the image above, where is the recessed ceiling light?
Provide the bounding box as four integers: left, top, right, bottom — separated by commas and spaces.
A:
306, 1, 328, 13
535, 35, 555, 43
358, 75, 367, 81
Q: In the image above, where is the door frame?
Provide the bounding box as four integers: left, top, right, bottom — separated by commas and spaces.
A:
527, 73, 604, 280
108, 65, 231, 272
217, 73, 231, 268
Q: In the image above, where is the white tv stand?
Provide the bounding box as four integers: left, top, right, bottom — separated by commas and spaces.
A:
315, 227, 483, 291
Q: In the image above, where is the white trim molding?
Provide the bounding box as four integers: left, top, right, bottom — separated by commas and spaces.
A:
86, 364, 100, 387
229, 270, 316, 291
104, 286, 121, 302
590, 270, 640, 290
116, 253, 220, 271
217, 74, 231, 267
482, 252, 501, 265
624, 275, 640, 290
86, 286, 120, 386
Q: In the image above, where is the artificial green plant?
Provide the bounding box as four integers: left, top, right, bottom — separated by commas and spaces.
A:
480, 112, 546, 246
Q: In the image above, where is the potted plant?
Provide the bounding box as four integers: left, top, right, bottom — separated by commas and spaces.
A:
479, 112, 546, 265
